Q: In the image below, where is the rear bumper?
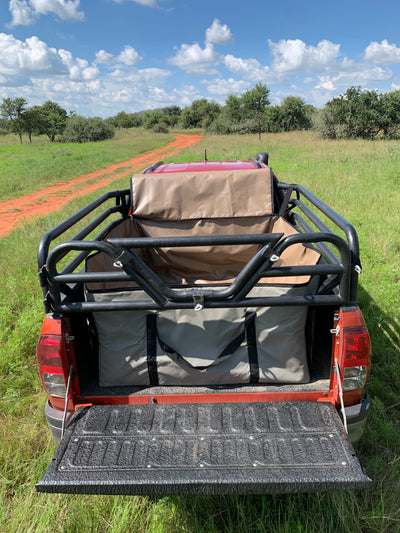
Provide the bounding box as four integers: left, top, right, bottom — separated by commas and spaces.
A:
44, 401, 71, 445
345, 394, 370, 445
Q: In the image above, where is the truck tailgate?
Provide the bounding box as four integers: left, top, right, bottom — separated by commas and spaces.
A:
36, 401, 370, 495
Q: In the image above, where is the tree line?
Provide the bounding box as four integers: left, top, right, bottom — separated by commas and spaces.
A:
109, 84, 315, 140
3, 84, 400, 144
0, 97, 114, 143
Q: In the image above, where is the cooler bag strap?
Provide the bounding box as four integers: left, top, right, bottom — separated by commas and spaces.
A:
146, 312, 259, 385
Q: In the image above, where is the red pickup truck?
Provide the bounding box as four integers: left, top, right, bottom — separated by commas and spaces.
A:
36, 152, 371, 494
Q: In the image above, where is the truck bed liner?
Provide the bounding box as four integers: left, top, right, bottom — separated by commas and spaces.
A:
36, 401, 370, 495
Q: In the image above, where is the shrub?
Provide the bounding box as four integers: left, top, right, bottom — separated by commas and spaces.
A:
59, 116, 115, 143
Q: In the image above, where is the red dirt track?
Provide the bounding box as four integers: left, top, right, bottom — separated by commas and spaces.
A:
0, 133, 202, 237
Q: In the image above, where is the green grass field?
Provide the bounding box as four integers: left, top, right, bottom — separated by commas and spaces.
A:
0, 130, 399, 532
0, 128, 173, 201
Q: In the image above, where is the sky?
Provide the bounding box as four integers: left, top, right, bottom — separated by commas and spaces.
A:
1, 0, 400, 118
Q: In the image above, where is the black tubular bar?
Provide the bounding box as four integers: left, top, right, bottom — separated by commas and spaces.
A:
278, 182, 359, 258
46, 241, 168, 307
108, 233, 282, 248
55, 293, 346, 314
60, 217, 128, 276
54, 206, 123, 274
278, 182, 360, 301
37, 189, 129, 270
53, 264, 344, 285
46, 234, 284, 306
291, 213, 340, 265
45, 231, 351, 311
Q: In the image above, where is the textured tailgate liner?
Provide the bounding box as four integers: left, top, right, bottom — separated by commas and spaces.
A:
36, 402, 370, 495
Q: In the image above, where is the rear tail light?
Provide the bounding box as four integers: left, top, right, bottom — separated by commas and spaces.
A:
342, 326, 371, 399
37, 333, 67, 398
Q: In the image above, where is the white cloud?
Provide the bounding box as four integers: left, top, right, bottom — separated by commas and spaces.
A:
168, 42, 222, 75
116, 45, 143, 66
95, 50, 114, 65
0, 33, 98, 83
58, 49, 99, 80
269, 39, 341, 75
205, 19, 233, 45
30, 0, 84, 19
224, 54, 272, 83
364, 40, 400, 65
202, 77, 250, 97
95, 45, 143, 68
8, 0, 35, 26
8, 0, 84, 26
315, 79, 336, 91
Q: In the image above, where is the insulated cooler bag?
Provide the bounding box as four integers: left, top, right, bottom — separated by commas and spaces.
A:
85, 168, 321, 387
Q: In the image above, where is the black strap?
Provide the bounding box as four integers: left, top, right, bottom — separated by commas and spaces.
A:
146, 312, 259, 381
146, 314, 159, 385
246, 313, 259, 384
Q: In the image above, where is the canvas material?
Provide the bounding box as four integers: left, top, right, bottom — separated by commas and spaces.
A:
88, 283, 317, 387
85, 215, 320, 290
130, 168, 274, 219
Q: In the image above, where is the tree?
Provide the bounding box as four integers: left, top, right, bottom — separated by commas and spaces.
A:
22, 106, 43, 143
320, 86, 384, 139
380, 90, 400, 137
180, 99, 221, 129
38, 100, 67, 142
264, 105, 282, 133
224, 94, 244, 124
241, 83, 270, 140
113, 111, 135, 129
279, 96, 312, 131
0, 97, 27, 143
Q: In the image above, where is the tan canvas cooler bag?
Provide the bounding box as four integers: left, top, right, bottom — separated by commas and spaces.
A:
85, 168, 321, 387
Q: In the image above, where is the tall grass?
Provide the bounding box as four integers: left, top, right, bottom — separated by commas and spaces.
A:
1, 131, 399, 532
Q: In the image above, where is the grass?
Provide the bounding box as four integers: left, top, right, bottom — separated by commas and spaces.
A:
1, 131, 399, 532
0, 128, 173, 201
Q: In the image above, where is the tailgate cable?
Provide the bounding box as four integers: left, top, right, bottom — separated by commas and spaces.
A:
61, 365, 74, 439
334, 358, 348, 433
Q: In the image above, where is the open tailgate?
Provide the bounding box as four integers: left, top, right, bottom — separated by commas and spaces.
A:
36, 401, 370, 495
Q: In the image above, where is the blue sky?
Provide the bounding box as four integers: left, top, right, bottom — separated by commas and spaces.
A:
1, 0, 400, 117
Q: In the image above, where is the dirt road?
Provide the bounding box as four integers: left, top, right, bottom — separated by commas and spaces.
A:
0, 133, 202, 237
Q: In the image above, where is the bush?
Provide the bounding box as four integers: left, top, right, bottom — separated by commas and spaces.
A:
315, 86, 400, 140
59, 116, 115, 143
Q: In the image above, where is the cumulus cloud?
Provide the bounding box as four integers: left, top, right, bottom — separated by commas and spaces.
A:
314, 79, 336, 91
95, 45, 143, 68
168, 42, 222, 75
8, 0, 84, 26
0, 33, 97, 84
205, 19, 233, 45
95, 50, 114, 65
364, 40, 400, 65
117, 45, 143, 66
202, 77, 250, 96
269, 39, 341, 75
8, 0, 35, 26
224, 54, 272, 82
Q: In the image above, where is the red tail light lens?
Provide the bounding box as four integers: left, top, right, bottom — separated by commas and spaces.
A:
342, 326, 371, 393
37, 333, 67, 398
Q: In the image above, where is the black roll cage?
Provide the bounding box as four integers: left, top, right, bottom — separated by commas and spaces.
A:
38, 180, 361, 314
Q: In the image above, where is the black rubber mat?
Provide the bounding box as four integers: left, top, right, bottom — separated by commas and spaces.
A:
36, 401, 370, 494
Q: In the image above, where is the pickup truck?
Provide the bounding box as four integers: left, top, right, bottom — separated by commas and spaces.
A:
35, 152, 371, 495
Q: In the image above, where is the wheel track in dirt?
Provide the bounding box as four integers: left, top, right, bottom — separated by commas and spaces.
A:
0, 133, 202, 238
